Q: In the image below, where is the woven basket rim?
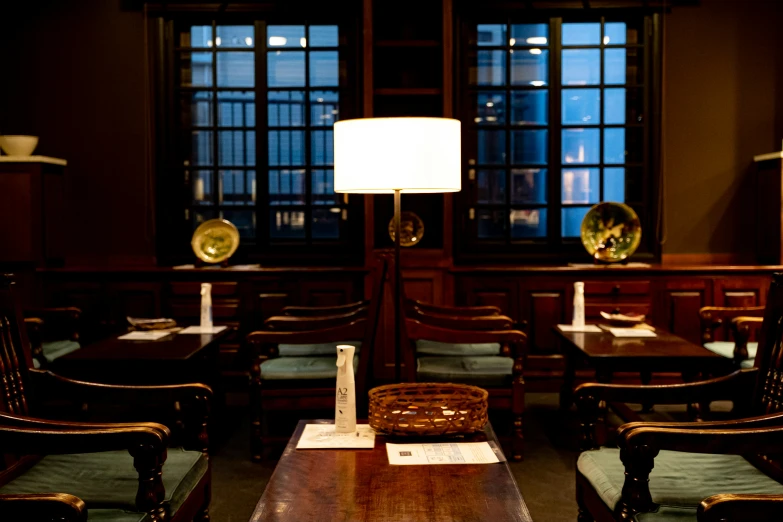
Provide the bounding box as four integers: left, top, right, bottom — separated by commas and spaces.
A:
368, 382, 489, 400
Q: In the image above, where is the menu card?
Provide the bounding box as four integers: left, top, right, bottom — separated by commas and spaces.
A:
296, 424, 376, 449
386, 442, 500, 465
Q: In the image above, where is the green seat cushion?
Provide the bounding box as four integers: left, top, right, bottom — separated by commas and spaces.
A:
261, 355, 360, 380
278, 341, 362, 357
703, 342, 757, 368
415, 339, 501, 356
416, 356, 513, 386
42, 339, 81, 362
577, 447, 783, 520
0, 447, 207, 518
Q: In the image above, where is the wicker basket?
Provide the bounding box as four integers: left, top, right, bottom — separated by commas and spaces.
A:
368, 383, 489, 436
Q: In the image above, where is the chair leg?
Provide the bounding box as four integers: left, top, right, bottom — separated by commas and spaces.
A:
577, 508, 594, 522
576, 476, 595, 522
194, 479, 211, 521
250, 357, 263, 462
511, 371, 525, 461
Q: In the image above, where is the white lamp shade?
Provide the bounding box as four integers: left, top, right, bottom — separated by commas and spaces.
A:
334, 117, 461, 193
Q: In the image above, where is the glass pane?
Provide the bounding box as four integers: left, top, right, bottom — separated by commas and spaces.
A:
217, 52, 254, 87
311, 91, 339, 126
312, 209, 340, 238
268, 91, 305, 127
217, 91, 254, 127
310, 51, 339, 87
472, 50, 505, 86
194, 209, 216, 228
562, 128, 599, 164
180, 52, 212, 87
562, 207, 590, 237
309, 26, 339, 47
311, 130, 334, 166
604, 22, 626, 45
625, 168, 644, 202
511, 49, 548, 86
605, 49, 626, 85
511, 130, 547, 164
216, 26, 254, 48
626, 48, 643, 85
511, 168, 547, 204
219, 131, 255, 166
268, 169, 306, 205
562, 23, 601, 46
270, 209, 306, 238
477, 130, 506, 164
510, 91, 547, 125
268, 130, 305, 166
221, 209, 255, 238
189, 130, 213, 166
477, 209, 505, 238
604, 167, 625, 202
192, 170, 213, 204
268, 51, 305, 87
604, 88, 626, 124
312, 169, 337, 204
268, 26, 306, 48
181, 26, 212, 48
604, 128, 625, 164
510, 24, 548, 46
477, 170, 506, 204
511, 209, 547, 238
477, 24, 506, 46
627, 88, 643, 123
626, 127, 644, 163
562, 49, 600, 86
181, 92, 212, 127
562, 89, 600, 125
220, 170, 255, 205
476, 92, 506, 125
562, 168, 600, 204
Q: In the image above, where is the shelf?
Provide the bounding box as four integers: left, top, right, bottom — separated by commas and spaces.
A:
374, 88, 442, 96
375, 39, 440, 48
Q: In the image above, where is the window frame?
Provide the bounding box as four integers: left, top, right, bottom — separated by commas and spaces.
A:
150, 7, 364, 266
454, 7, 662, 264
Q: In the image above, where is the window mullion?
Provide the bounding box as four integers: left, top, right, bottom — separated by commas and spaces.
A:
304, 24, 313, 244
211, 21, 219, 218
550, 18, 563, 247
257, 21, 269, 247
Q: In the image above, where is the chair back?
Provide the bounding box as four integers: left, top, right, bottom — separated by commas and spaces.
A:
699, 305, 765, 343
0, 276, 33, 417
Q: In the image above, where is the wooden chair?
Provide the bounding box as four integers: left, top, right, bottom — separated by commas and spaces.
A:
24, 307, 82, 369
402, 318, 526, 460
574, 273, 783, 522
700, 305, 765, 368
0, 275, 213, 522
246, 260, 387, 461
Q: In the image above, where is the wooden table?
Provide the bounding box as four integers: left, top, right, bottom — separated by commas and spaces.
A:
250, 420, 533, 522
53, 328, 230, 388
555, 325, 734, 410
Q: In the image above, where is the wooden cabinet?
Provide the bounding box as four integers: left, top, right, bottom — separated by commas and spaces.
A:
656, 278, 713, 345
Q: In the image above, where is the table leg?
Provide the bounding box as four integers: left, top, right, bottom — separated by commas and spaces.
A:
560, 352, 576, 410
640, 370, 654, 413
681, 370, 708, 419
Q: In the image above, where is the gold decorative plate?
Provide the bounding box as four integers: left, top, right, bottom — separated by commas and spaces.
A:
191, 218, 240, 264
388, 211, 425, 247
580, 202, 642, 263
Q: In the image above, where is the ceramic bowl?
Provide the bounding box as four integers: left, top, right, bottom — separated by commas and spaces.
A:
599, 311, 646, 326
580, 202, 642, 263
191, 218, 240, 264
0, 135, 39, 156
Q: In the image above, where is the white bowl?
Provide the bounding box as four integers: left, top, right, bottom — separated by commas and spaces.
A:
0, 135, 39, 156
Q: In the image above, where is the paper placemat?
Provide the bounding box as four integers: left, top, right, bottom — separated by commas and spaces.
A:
179, 325, 228, 334
608, 328, 657, 338
557, 324, 602, 333
118, 331, 172, 341
296, 424, 376, 449
386, 442, 500, 465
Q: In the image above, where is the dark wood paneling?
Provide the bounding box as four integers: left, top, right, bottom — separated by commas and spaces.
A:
520, 283, 568, 355
713, 277, 770, 307
657, 278, 712, 345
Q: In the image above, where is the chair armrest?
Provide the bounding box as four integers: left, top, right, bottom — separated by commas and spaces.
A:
29, 370, 212, 453
408, 300, 501, 317
264, 309, 367, 331
24, 307, 81, 342
574, 369, 756, 450
698, 494, 783, 522
0, 493, 87, 522
614, 422, 783, 515
732, 316, 764, 362
282, 301, 368, 317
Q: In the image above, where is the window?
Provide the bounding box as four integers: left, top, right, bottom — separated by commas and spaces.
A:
158, 17, 360, 263
458, 15, 657, 261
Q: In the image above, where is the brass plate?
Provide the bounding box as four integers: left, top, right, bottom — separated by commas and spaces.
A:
580, 202, 642, 263
191, 218, 240, 264
388, 211, 425, 247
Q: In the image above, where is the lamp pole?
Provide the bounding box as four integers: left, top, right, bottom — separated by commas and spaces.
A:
393, 188, 402, 383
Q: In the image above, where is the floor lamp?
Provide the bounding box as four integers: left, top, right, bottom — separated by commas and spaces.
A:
334, 117, 461, 381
